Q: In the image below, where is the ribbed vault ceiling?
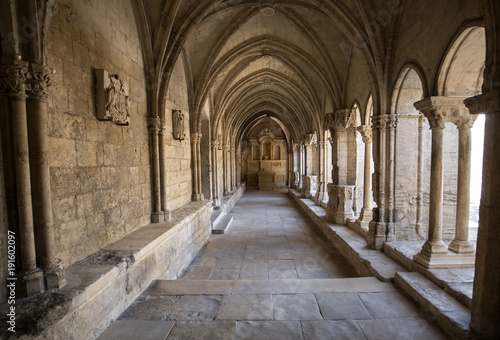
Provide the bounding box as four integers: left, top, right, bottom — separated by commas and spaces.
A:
135, 0, 395, 145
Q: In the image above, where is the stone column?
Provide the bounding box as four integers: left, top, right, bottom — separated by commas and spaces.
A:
148, 117, 164, 223
191, 132, 203, 201
415, 115, 426, 236
223, 144, 230, 195
315, 140, 328, 204
448, 113, 477, 254
236, 148, 241, 187
158, 118, 171, 221
386, 115, 397, 242
26, 63, 66, 289
356, 125, 373, 226
465, 89, 500, 339
302, 133, 316, 198
298, 144, 304, 190
413, 97, 469, 268
211, 140, 220, 206
230, 147, 236, 191
325, 109, 356, 225
0, 57, 43, 296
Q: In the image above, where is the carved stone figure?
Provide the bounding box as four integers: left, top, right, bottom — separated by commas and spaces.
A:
95, 69, 131, 125
172, 109, 185, 140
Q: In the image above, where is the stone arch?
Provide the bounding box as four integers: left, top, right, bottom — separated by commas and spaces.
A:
437, 26, 486, 97
391, 65, 430, 240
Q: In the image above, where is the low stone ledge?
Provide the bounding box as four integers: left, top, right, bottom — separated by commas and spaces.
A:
0, 200, 212, 340
394, 272, 471, 340
384, 241, 474, 308
288, 189, 405, 282
211, 184, 245, 229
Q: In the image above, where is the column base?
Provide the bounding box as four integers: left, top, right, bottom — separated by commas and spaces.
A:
325, 184, 355, 225
151, 211, 165, 223
191, 193, 204, 201
448, 240, 476, 254
315, 191, 327, 205
17, 268, 44, 298
212, 199, 221, 207
43, 260, 66, 290
367, 221, 386, 250
414, 240, 474, 268
162, 209, 172, 222
356, 207, 373, 226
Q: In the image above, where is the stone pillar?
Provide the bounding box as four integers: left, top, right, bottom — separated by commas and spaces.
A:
301, 133, 315, 198
368, 115, 387, 249
26, 63, 66, 289
230, 147, 236, 191
158, 118, 171, 221
0, 57, 43, 296
386, 115, 397, 241
191, 132, 203, 201
413, 97, 471, 268
356, 125, 373, 226
148, 117, 164, 223
465, 89, 500, 339
211, 140, 220, 206
315, 140, 328, 204
415, 115, 426, 236
298, 144, 304, 190
223, 144, 230, 196
236, 148, 241, 187
325, 109, 356, 225
448, 114, 477, 254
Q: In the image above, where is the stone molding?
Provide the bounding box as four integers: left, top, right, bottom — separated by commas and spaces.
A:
211, 140, 219, 149
223, 144, 230, 151
414, 96, 469, 129
372, 114, 397, 131
464, 90, 500, 115
357, 125, 372, 143
147, 117, 162, 134
0, 56, 30, 96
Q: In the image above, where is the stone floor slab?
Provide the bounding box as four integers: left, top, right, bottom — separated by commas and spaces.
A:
273, 294, 322, 320
316, 293, 372, 320
358, 291, 419, 318
217, 294, 273, 320
97, 320, 174, 340
301, 320, 367, 340
166, 320, 236, 340
235, 321, 304, 340
166, 295, 222, 320
357, 317, 450, 340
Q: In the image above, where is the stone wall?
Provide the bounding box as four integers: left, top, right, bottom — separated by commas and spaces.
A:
163, 54, 192, 211
46, 0, 150, 267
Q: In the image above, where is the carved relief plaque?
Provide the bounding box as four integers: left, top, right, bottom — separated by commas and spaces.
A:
95, 69, 131, 125
172, 109, 185, 140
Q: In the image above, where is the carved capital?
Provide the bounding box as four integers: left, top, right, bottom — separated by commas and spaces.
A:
148, 117, 162, 135
0, 56, 29, 96
211, 140, 219, 149
464, 90, 500, 115
386, 115, 397, 131
190, 132, 202, 143
27, 63, 53, 100
303, 133, 315, 146
414, 96, 469, 129
326, 109, 355, 133
357, 125, 372, 143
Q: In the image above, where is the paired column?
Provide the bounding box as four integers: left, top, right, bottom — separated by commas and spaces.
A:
190, 132, 203, 201
301, 133, 317, 199
315, 140, 328, 204
356, 125, 373, 227
211, 140, 220, 206
1, 58, 43, 296
413, 97, 474, 268
26, 63, 66, 289
148, 117, 164, 223
158, 118, 171, 221
325, 109, 355, 225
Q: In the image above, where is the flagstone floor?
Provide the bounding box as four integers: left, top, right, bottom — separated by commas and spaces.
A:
98, 190, 449, 340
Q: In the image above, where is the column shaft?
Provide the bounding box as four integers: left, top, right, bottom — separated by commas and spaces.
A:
149, 117, 164, 223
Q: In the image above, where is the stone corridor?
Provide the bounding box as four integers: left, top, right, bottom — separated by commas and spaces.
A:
98, 191, 449, 339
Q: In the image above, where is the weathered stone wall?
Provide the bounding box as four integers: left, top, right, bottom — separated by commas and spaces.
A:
442, 124, 459, 240
163, 54, 192, 211
46, 0, 150, 267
